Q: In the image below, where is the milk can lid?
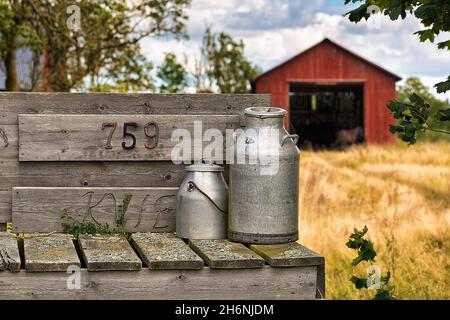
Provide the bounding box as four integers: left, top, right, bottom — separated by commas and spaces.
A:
186, 164, 224, 172
244, 107, 286, 118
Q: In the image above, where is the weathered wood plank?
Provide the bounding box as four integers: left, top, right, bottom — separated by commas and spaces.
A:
24, 234, 80, 272
18, 114, 239, 161
131, 232, 203, 270
78, 234, 142, 271
0, 232, 20, 272
189, 239, 265, 269
0, 125, 18, 159
249, 243, 325, 267
316, 263, 326, 299
0, 191, 11, 223
12, 187, 178, 233
0, 160, 186, 190
0, 93, 271, 125
0, 162, 224, 223
0, 266, 317, 300
250, 243, 326, 299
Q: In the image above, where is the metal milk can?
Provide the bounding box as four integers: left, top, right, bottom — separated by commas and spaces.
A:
229, 107, 299, 244
176, 164, 228, 239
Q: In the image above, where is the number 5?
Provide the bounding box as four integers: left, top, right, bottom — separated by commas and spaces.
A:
122, 122, 137, 150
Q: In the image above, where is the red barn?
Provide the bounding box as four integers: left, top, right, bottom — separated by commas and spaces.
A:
252, 38, 401, 146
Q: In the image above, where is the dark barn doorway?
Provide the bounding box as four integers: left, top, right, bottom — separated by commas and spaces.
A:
289, 82, 364, 148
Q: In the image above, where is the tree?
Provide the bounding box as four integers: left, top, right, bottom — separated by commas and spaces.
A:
33, 0, 191, 92
344, 0, 450, 144
201, 27, 260, 93
157, 52, 188, 93
0, 0, 43, 91
191, 56, 213, 93
1, 0, 191, 92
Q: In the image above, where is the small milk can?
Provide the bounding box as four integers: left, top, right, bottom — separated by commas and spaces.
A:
229, 107, 299, 244
176, 164, 228, 239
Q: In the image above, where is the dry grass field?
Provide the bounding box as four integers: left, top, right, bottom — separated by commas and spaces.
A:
298, 142, 450, 300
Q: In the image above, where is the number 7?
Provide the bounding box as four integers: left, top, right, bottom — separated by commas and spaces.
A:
102, 122, 117, 149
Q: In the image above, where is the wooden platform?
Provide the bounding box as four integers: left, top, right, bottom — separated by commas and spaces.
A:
0, 93, 325, 300
0, 232, 325, 300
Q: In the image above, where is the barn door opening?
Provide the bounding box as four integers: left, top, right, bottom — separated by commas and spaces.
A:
289, 82, 364, 149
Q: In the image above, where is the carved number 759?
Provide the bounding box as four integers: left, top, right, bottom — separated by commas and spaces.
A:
101, 122, 159, 150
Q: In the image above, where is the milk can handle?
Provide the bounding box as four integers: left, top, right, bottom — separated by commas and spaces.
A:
187, 181, 227, 214
281, 134, 299, 146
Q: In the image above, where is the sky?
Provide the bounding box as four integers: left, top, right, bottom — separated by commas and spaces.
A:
140, 0, 450, 99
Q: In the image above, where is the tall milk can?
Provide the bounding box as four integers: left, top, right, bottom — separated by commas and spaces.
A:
176, 164, 228, 239
229, 107, 299, 244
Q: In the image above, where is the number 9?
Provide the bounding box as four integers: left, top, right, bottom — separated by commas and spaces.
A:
144, 122, 159, 149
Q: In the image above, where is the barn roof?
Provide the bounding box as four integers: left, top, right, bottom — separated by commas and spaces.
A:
253, 38, 402, 82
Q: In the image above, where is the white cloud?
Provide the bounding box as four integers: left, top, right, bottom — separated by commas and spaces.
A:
140, 2, 450, 99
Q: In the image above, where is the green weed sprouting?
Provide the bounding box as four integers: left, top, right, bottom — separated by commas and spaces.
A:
346, 226, 396, 300
61, 193, 133, 240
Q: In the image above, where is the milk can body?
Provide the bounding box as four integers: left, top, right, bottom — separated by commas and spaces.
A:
176, 164, 228, 239
229, 107, 299, 244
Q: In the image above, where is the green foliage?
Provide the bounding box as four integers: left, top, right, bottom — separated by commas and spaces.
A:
61, 193, 132, 240
0, 0, 191, 92
350, 275, 368, 289
388, 94, 429, 144
201, 27, 261, 93
0, 1, 43, 57
439, 109, 450, 121
0, 0, 44, 90
346, 225, 377, 266
435, 76, 450, 94
346, 226, 396, 300
115, 193, 131, 228
157, 52, 188, 93
344, 0, 450, 39
394, 77, 450, 142
343, 1, 450, 143
87, 49, 155, 93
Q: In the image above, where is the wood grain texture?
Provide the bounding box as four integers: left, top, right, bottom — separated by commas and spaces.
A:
18, 114, 239, 161
0, 191, 11, 223
0, 93, 271, 125
78, 234, 142, 271
316, 263, 326, 299
24, 234, 80, 272
12, 187, 178, 233
1, 93, 253, 223
0, 266, 317, 300
131, 232, 203, 270
250, 243, 325, 299
0, 125, 18, 159
189, 239, 265, 269
249, 243, 324, 267
0, 232, 20, 272
0, 162, 185, 223
0, 160, 187, 190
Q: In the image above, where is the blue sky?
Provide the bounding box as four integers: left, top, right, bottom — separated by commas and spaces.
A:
141, 0, 450, 98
